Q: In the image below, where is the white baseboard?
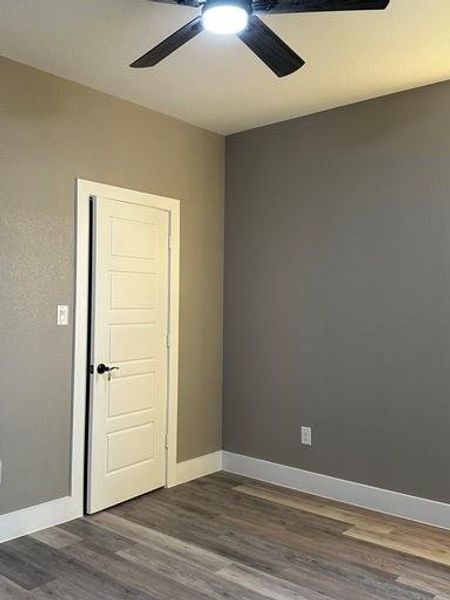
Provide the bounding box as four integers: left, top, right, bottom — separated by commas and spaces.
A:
0, 452, 222, 543
222, 451, 450, 530
5, 451, 445, 543
0, 495, 82, 544
174, 451, 222, 486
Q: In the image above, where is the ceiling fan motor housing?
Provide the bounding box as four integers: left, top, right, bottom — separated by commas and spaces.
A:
202, 0, 252, 14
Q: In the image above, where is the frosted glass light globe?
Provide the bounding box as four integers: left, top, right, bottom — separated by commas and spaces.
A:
202, 4, 249, 35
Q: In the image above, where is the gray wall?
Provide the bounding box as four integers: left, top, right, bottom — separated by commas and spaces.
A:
224, 80, 450, 503
0, 56, 224, 515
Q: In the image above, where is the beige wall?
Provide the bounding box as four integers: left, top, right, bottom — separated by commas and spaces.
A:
0, 56, 224, 515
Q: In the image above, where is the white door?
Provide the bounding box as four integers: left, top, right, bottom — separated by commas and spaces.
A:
87, 194, 169, 514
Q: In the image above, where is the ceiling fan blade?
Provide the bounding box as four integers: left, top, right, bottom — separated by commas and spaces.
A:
130, 16, 203, 68
237, 15, 305, 77
253, 0, 390, 14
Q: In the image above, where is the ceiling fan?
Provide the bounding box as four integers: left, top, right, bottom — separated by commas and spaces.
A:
131, 0, 390, 77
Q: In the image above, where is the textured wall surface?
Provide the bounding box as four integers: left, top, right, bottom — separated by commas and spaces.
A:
0, 56, 224, 515
224, 80, 450, 503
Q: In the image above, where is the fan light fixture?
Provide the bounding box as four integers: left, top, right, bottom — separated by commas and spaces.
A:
202, 2, 249, 35
131, 0, 391, 78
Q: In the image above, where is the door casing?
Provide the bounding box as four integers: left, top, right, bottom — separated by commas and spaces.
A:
72, 179, 180, 515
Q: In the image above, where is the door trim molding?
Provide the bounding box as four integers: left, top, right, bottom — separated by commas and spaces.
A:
74, 179, 181, 514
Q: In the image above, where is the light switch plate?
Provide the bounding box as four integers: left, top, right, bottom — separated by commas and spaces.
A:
57, 305, 69, 326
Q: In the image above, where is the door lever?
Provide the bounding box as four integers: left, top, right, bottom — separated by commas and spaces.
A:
97, 363, 120, 381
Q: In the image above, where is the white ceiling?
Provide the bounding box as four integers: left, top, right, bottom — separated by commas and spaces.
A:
0, 0, 449, 134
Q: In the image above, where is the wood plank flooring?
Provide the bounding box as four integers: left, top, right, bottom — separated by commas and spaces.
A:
0, 472, 449, 599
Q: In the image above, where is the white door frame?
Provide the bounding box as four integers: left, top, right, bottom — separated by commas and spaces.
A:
72, 179, 180, 514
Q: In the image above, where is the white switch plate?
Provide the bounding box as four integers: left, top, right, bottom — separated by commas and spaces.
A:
301, 426, 312, 446
57, 305, 69, 326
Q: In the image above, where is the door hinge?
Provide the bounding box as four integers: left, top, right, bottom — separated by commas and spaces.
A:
166, 332, 170, 348
164, 434, 169, 450
168, 235, 173, 251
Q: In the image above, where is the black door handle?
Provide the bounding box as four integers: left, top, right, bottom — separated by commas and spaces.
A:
97, 363, 119, 374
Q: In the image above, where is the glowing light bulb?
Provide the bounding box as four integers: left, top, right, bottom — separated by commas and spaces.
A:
202, 4, 249, 35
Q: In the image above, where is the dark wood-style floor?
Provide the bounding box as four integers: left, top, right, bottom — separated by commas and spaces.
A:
1, 472, 450, 599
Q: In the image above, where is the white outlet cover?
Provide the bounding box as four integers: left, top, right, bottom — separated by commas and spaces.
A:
301, 426, 312, 446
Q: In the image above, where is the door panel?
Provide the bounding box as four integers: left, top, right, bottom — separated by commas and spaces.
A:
110, 219, 156, 259
108, 374, 155, 417
110, 272, 156, 310
110, 324, 156, 362
87, 196, 169, 514
106, 423, 155, 472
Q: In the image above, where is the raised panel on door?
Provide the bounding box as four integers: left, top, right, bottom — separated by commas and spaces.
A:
87, 196, 169, 514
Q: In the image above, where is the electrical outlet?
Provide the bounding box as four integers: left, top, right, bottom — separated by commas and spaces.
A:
301, 426, 312, 446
